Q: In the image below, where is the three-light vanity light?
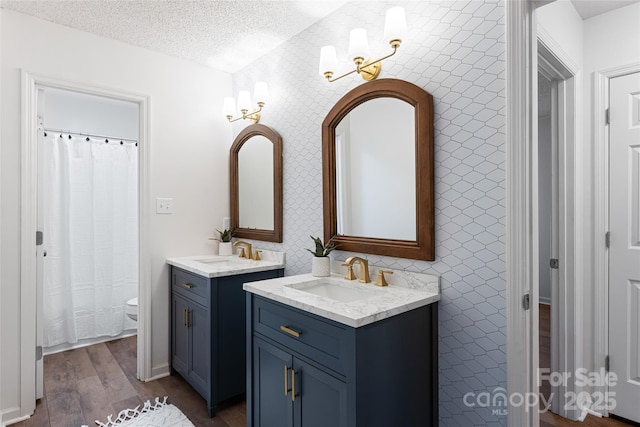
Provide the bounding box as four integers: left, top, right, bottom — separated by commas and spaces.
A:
318, 6, 407, 83
223, 81, 269, 123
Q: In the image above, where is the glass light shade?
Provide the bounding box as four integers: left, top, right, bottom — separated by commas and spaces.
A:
223, 97, 236, 117
319, 45, 338, 76
384, 7, 407, 43
253, 81, 269, 105
348, 28, 369, 61
237, 90, 252, 112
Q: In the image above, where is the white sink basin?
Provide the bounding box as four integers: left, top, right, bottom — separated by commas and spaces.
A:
286, 279, 378, 303
192, 257, 247, 267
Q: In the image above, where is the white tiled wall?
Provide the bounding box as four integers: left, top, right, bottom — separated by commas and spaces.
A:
232, 1, 506, 425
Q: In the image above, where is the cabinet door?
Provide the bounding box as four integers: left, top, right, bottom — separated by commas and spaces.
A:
253, 337, 294, 427
171, 294, 190, 375
188, 301, 209, 395
293, 358, 347, 427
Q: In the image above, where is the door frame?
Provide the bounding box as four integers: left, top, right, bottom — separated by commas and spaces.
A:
19, 71, 152, 416
506, 1, 583, 424
537, 32, 580, 419
593, 62, 640, 415
505, 1, 537, 424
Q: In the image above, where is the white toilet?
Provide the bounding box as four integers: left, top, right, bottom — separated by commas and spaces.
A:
126, 297, 138, 322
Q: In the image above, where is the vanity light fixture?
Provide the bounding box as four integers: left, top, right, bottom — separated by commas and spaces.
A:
223, 81, 269, 123
318, 6, 407, 83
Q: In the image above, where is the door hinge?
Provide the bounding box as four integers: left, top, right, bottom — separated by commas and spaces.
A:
605, 355, 610, 372
36, 231, 43, 246
605, 108, 610, 125
605, 231, 610, 249
522, 293, 531, 311
36, 346, 43, 361
550, 259, 559, 269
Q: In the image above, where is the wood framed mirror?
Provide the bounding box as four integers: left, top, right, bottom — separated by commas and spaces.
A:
230, 124, 283, 242
322, 78, 434, 260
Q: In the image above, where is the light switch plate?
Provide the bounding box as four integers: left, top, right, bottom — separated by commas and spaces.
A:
156, 198, 173, 214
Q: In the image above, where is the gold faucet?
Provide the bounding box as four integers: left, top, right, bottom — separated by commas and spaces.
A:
342, 256, 371, 283
233, 240, 254, 260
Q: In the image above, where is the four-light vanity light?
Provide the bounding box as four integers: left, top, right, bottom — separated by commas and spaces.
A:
319, 6, 407, 83
223, 81, 269, 123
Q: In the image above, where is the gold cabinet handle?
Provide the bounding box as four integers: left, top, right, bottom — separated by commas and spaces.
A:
183, 308, 187, 327
184, 308, 190, 328
291, 370, 297, 402
181, 283, 193, 289
280, 325, 301, 338
284, 366, 288, 396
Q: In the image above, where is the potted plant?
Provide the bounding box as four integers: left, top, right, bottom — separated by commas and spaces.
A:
306, 235, 337, 277
217, 228, 234, 256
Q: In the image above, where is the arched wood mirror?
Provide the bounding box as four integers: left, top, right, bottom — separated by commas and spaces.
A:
230, 124, 283, 242
322, 78, 434, 260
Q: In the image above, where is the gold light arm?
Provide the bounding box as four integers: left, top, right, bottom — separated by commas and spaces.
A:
225, 102, 264, 124
324, 44, 399, 83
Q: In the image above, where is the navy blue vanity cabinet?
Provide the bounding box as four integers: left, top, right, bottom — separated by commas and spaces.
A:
247, 294, 438, 427
170, 266, 284, 418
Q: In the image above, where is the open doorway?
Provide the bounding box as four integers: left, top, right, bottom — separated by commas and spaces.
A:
20, 72, 151, 419
35, 87, 140, 397
536, 42, 577, 419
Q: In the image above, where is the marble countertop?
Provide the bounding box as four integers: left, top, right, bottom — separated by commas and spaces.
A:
243, 262, 440, 328
167, 250, 285, 278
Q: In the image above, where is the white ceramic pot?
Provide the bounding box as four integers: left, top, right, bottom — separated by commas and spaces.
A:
311, 256, 331, 277
219, 241, 233, 256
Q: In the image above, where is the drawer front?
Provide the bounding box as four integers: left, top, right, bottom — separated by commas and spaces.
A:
172, 267, 209, 306
252, 296, 352, 376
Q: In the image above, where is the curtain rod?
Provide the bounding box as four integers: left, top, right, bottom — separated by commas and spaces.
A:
43, 127, 138, 144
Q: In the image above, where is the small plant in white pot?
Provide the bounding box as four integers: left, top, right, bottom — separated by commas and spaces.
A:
306, 236, 336, 277
217, 228, 234, 256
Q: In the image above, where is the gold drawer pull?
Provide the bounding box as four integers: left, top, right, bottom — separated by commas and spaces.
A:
280, 325, 301, 338
181, 283, 193, 289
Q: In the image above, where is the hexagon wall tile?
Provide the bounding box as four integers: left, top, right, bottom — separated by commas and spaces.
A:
233, 1, 506, 425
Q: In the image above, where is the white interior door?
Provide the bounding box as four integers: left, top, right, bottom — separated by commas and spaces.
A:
609, 71, 640, 423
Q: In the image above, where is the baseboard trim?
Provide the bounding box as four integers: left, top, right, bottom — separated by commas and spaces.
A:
1, 406, 30, 427
44, 330, 138, 356
148, 363, 170, 382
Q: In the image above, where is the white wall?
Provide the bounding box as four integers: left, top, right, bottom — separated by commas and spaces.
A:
537, 0, 584, 69
233, 1, 507, 425
44, 87, 139, 140
1, 9, 232, 422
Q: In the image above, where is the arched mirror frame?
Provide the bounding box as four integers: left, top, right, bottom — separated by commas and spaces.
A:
322, 78, 434, 260
230, 123, 283, 242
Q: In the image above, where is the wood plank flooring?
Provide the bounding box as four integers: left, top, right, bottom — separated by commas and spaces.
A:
539, 304, 637, 427
14, 314, 638, 427
12, 336, 246, 427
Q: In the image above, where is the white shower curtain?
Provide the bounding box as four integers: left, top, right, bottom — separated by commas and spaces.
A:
43, 132, 138, 348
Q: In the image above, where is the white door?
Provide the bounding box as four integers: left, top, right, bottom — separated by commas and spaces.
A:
609, 71, 640, 423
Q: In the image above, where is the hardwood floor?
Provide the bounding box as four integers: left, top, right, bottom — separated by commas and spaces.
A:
13, 336, 246, 427
15, 316, 637, 427
539, 304, 637, 427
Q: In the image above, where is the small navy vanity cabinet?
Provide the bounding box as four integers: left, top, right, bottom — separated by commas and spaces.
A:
247, 294, 438, 427
170, 266, 284, 417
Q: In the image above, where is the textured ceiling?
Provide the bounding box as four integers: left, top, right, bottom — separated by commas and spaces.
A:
0, 0, 348, 73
